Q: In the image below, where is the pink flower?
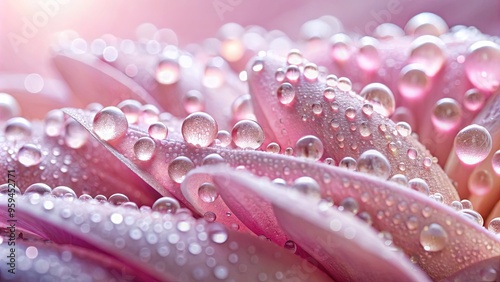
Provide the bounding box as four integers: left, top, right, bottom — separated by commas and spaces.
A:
1, 4, 500, 281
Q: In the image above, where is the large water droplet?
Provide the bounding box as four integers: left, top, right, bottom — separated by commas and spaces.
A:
287, 49, 303, 65
419, 223, 448, 252
492, 150, 500, 175
0, 93, 20, 122
277, 83, 296, 105
409, 178, 430, 195
17, 144, 42, 167
468, 169, 493, 195
181, 112, 218, 147
359, 83, 395, 117
156, 58, 180, 85
292, 176, 321, 198
405, 13, 448, 36
198, 182, 218, 203
431, 98, 462, 131
465, 41, 500, 92
148, 122, 168, 140
488, 217, 500, 234
399, 64, 429, 99
463, 88, 486, 112
454, 124, 492, 165
357, 149, 391, 179
133, 137, 156, 161
168, 156, 195, 183
25, 183, 51, 195
117, 100, 141, 124
231, 120, 264, 149
357, 36, 380, 72
409, 35, 445, 76
330, 33, 352, 63
295, 135, 324, 161
152, 197, 180, 213
65, 119, 88, 149
5, 117, 32, 141
44, 109, 64, 137
93, 106, 128, 142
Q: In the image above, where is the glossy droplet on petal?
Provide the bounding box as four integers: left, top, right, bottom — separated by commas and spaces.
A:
460, 209, 484, 226
419, 223, 448, 254
287, 49, 303, 65
215, 130, 231, 147
183, 90, 205, 113
148, 122, 168, 140
133, 137, 156, 161
266, 142, 281, 154
51, 186, 76, 198
156, 58, 180, 85
24, 183, 51, 195
431, 98, 462, 131
277, 83, 296, 105
339, 157, 357, 170
181, 112, 218, 147
463, 88, 486, 112
168, 156, 195, 183
488, 217, 500, 234
409, 178, 430, 196
65, 119, 89, 149
454, 124, 492, 165
359, 83, 395, 117
303, 63, 319, 81
231, 120, 265, 149
356, 36, 380, 72
93, 106, 128, 142
464, 41, 500, 92
0, 93, 20, 122
492, 150, 500, 175
468, 169, 493, 196
285, 65, 300, 82
399, 64, 429, 99
5, 117, 32, 141
17, 144, 42, 167
152, 197, 180, 213
339, 197, 359, 214
330, 33, 352, 63
292, 176, 321, 198
117, 100, 141, 124
232, 94, 255, 121
198, 182, 218, 203
409, 35, 446, 76
138, 104, 160, 125
108, 193, 129, 205
208, 223, 228, 244
405, 13, 448, 36
44, 109, 65, 137
294, 135, 324, 161
357, 149, 391, 180
337, 77, 352, 91
396, 122, 412, 137
203, 57, 225, 88
251, 58, 264, 72
202, 153, 225, 166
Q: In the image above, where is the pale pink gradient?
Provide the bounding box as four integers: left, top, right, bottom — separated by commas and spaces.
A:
0, 0, 498, 79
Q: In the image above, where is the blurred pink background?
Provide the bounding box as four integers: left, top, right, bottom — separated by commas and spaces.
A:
0, 0, 499, 79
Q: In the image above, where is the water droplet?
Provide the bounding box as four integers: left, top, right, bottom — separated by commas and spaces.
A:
203, 57, 225, 88
454, 124, 492, 165
231, 120, 265, 149
277, 83, 296, 105
168, 156, 195, 183
208, 224, 228, 244
461, 199, 473, 210
468, 169, 493, 195
409, 178, 430, 195
266, 142, 280, 154
51, 186, 76, 198
44, 109, 64, 137
5, 117, 32, 141
323, 87, 336, 100
65, 119, 88, 149
480, 267, 498, 282
93, 106, 128, 142
152, 197, 180, 213
408, 35, 445, 76
419, 223, 448, 252
232, 94, 255, 121
359, 83, 395, 117
339, 197, 359, 214
284, 240, 297, 253
487, 217, 500, 234
450, 200, 463, 211
292, 176, 321, 198
339, 157, 357, 170
357, 36, 380, 72
0, 93, 19, 122
432, 98, 462, 131
463, 88, 486, 112
390, 174, 408, 186
183, 90, 205, 113
405, 13, 448, 36
215, 130, 231, 147
133, 137, 156, 161
330, 33, 352, 63
285, 65, 300, 82
303, 63, 319, 80
148, 122, 168, 140
275, 68, 285, 82
25, 183, 51, 195
198, 182, 218, 203
287, 49, 303, 65
181, 112, 218, 147
357, 149, 391, 179
156, 58, 180, 85
251, 58, 264, 72
295, 135, 324, 161
117, 100, 141, 124
399, 64, 429, 99
337, 77, 352, 91
464, 41, 500, 92
312, 103, 323, 115
17, 144, 42, 167
204, 211, 217, 222
139, 104, 160, 125
396, 122, 412, 137
359, 122, 372, 138
460, 209, 484, 226
108, 193, 129, 205
202, 153, 225, 166
492, 150, 500, 174
345, 107, 356, 120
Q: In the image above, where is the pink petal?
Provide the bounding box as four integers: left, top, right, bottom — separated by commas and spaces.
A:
247, 52, 459, 203
0, 195, 332, 281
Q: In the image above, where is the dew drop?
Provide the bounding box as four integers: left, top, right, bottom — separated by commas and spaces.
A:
215, 130, 231, 147
277, 83, 296, 105
148, 122, 168, 140
399, 64, 429, 99
108, 193, 129, 205
285, 65, 300, 82
275, 68, 285, 82
330, 33, 352, 63
203, 57, 225, 88
468, 169, 493, 195
181, 112, 218, 147
323, 87, 336, 100
292, 176, 321, 198
284, 240, 297, 253
65, 119, 88, 149
357, 36, 380, 72
339, 157, 357, 170
208, 224, 228, 244
156, 58, 180, 85
117, 100, 141, 124
396, 122, 412, 137
152, 197, 180, 213
266, 142, 280, 154
419, 223, 448, 252
251, 58, 264, 72
454, 124, 492, 165
295, 135, 324, 161
0, 93, 19, 122
168, 156, 195, 183
44, 110, 64, 137
25, 183, 51, 195
5, 117, 32, 141
93, 106, 128, 142
405, 13, 448, 36
17, 144, 42, 167
183, 90, 205, 113
409, 178, 430, 196
303, 63, 319, 80
232, 94, 255, 121
287, 49, 303, 65
432, 98, 462, 131
487, 217, 500, 234
337, 77, 352, 91
231, 120, 265, 149
51, 186, 76, 198
133, 137, 156, 161
408, 35, 445, 76
464, 41, 500, 92
198, 183, 218, 203
359, 83, 395, 117
339, 197, 359, 214
460, 209, 484, 226
463, 89, 486, 112
357, 149, 391, 179
492, 150, 500, 175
